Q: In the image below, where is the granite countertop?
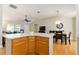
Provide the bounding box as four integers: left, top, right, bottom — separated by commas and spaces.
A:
3, 33, 54, 39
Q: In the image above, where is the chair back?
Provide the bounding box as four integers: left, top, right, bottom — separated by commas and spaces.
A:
56, 31, 62, 39
68, 32, 71, 39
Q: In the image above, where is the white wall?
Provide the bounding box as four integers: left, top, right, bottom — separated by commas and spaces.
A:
0, 5, 2, 46
30, 17, 57, 33
72, 17, 76, 40
22, 21, 30, 34
77, 5, 79, 55
76, 17, 79, 37
59, 16, 73, 37
30, 15, 74, 39
77, 5, 79, 38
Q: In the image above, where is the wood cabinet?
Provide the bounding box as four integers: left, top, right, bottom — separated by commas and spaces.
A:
12, 37, 28, 55
12, 36, 49, 55
28, 36, 35, 54
35, 36, 49, 55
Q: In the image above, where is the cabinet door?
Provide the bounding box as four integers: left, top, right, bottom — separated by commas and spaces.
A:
36, 36, 49, 55
12, 37, 28, 55
28, 36, 35, 54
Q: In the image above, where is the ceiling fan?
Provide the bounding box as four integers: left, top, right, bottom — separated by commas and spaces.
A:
24, 15, 31, 22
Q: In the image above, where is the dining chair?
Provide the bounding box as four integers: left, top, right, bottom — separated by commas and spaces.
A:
53, 31, 63, 44
67, 32, 71, 44
2, 37, 5, 47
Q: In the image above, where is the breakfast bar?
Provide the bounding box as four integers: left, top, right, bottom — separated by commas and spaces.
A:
4, 33, 53, 55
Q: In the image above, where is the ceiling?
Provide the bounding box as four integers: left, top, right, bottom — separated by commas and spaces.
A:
3, 4, 76, 22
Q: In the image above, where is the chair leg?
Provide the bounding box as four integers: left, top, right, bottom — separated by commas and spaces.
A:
2, 42, 5, 48
69, 39, 71, 44
61, 39, 63, 44
55, 39, 58, 43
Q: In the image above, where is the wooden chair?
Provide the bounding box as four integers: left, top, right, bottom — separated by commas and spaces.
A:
2, 37, 5, 47
53, 31, 63, 44
67, 32, 71, 44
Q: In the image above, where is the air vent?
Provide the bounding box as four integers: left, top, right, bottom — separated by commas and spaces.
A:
9, 4, 17, 9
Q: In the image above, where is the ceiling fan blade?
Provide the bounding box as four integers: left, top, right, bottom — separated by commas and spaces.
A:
28, 20, 31, 22
24, 15, 31, 22
25, 19, 31, 22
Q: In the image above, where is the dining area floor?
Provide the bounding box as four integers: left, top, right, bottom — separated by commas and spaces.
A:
53, 40, 76, 55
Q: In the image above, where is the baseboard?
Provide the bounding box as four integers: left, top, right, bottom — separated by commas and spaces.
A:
71, 39, 76, 41
70, 37, 77, 41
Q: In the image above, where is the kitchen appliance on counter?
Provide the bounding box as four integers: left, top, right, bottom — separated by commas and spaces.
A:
39, 26, 46, 33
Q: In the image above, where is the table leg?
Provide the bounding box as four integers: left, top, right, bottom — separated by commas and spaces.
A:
61, 38, 63, 44
65, 35, 67, 45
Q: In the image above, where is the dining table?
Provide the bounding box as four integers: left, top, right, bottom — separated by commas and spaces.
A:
53, 32, 67, 45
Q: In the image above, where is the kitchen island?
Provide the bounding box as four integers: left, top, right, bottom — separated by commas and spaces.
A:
3, 33, 53, 55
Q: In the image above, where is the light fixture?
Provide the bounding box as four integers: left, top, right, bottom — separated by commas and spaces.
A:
55, 10, 60, 25
9, 4, 17, 9
55, 10, 64, 29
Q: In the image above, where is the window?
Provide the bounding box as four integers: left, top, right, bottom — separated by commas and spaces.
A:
6, 24, 23, 34
7, 24, 14, 32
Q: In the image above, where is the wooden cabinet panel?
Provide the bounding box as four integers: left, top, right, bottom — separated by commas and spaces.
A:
12, 37, 26, 43
28, 36, 35, 54
36, 43, 49, 54
36, 36, 49, 42
36, 36, 49, 55
12, 36, 49, 55
12, 37, 28, 55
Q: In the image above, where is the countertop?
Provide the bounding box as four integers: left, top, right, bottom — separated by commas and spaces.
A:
3, 33, 54, 39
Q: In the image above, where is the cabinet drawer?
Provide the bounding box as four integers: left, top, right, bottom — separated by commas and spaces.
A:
36, 36, 49, 42
36, 40, 48, 45
28, 36, 35, 39
12, 37, 27, 44
29, 39, 35, 42
13, 41, 26, 47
